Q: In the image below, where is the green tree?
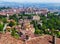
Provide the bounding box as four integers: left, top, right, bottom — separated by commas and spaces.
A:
35, 29, 43, 35
8, 20, 17, 27
11, 28, 20, 39
0, 22, 4, 31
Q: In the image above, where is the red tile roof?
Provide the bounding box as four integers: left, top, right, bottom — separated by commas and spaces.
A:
26, 35, 60, 44
0, 33, 24, 44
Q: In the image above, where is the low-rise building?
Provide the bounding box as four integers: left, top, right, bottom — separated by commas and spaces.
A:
33, 15, 40, 21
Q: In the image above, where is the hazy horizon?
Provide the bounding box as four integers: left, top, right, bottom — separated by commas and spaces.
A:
0, 0, 60, 3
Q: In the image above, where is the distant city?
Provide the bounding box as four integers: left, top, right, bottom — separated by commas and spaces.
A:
0, 2, 60, 10
0, 1, 60, 44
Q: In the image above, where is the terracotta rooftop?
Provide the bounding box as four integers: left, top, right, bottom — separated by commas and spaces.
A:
0, 33, 60, 44
0, 32, 24, 44
26, 35, 60, 44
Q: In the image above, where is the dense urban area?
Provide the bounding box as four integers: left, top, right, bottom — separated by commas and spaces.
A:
0, 7, 60, 44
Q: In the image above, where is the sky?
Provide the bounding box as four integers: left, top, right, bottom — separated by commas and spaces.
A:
0, 0, 60, 3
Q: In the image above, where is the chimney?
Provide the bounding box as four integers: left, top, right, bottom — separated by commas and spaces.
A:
52, 35, 56, 44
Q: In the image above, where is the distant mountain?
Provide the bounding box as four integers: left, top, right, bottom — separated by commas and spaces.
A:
0, 2, 60, 10
0, 2, 22, 8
